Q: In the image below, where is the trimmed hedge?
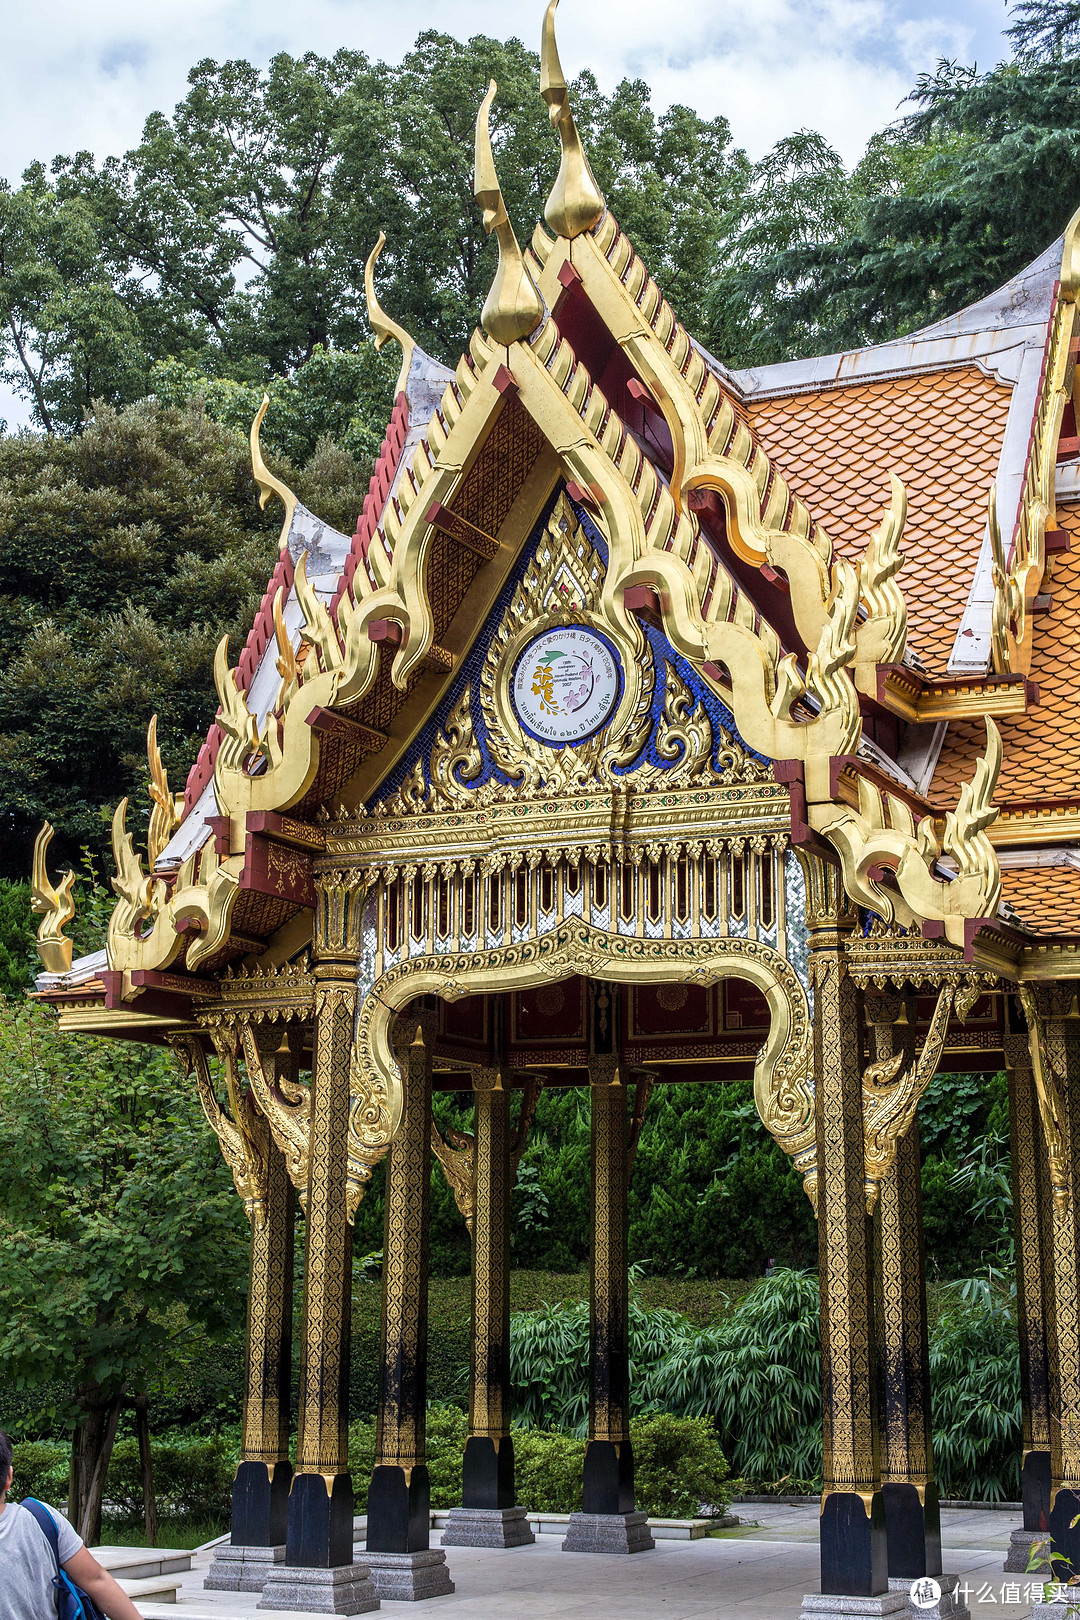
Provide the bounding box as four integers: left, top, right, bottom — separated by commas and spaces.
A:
1, 1273, 745, 1442
10, 1433, 237, 1524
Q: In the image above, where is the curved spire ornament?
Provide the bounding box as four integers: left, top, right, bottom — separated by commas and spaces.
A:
364, 230, 415, 396
474, 80, 545, 347
249, 395, 298, 553
540, 0, 605, 239
31, 822, 76, 974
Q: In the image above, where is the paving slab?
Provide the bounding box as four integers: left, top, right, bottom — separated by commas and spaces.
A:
128, 1507, 1040, 1620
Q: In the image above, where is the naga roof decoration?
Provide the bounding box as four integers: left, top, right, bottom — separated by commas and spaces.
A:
31, 0, 1080, 1045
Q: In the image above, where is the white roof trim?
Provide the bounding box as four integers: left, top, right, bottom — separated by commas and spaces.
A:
947, 339, 1047, 675
732, 326, 1043, 400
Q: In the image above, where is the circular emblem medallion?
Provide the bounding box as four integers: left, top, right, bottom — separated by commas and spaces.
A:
511, 626, 622, 746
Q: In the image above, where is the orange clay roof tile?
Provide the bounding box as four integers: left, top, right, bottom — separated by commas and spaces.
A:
1000, 865, 1080, 934
932, 501, 1080, 806
745, 367, 1012, 674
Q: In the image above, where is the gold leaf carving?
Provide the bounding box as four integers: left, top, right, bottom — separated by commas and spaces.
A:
176, 1032, 269, 1227
31, 822, 76, 975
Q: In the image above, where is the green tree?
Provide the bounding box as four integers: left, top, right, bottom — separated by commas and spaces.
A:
0, 168, 146, 432
711, 44, 1080, 363
0, 1000, 249, 1541
0, 397, 370, 882
39, 37, 746, 406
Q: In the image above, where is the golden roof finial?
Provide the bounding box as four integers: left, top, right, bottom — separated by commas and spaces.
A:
364, 231, 416, 396
250, 395, 298, 553
1062, 203, 1080, 302
474, 80, 545, 347
146, 714, 182, 868
540, 0, 605, 240
31, 821, 76, 975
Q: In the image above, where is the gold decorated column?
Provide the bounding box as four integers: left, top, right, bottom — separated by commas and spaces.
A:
283, 875, 362, 1570
1004, 1028, 1053, 1564
1021, 986, 1080, 1578
443, 1063, 538, 1548
366, 1023, 435, 1554
808, 858, 887, 1598
565, 982, 653, 1553
866, 996, 940, 1582
233, 1037, 297, 1550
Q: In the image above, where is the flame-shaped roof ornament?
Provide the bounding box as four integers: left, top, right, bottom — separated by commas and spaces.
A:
541, 0, 605, 239
364, 231, 416, 396
474, 80, 545, 347
250, 395, 298, 553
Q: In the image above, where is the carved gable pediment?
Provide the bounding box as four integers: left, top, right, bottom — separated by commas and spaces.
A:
374, 492, 772, 819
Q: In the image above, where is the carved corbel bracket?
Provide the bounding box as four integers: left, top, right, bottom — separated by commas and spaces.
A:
1018, 984, 1074, 1212
511, 1074, 544, 1172
861, 978, 984, 1212
174, 1031, 270, 1227
626, 1067, 657, 1174
431, 1119, 477, 1233
238, 1022, 311, 1211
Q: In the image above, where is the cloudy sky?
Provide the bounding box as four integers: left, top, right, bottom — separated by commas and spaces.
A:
1, 0, 1011, 427
4, 0, 1011, 182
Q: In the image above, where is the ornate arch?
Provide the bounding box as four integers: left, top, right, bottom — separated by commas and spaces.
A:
350, 921, 818, 1205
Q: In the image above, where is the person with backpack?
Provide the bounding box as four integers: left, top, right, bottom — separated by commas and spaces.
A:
0, 1431, 145, 1620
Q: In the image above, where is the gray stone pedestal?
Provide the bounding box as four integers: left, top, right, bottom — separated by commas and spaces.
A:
562, 1510, 655, 1554
257, 1563, 379, 1614
1029, 1596, 1077, 1620
1005, 1528, 1051, 1573
889, 1573, 970, 1620
205, 1542, 285, 1592
799, 1592, 910, 1620
441, 1505, 535, 1547
362, 1550, 454, 1601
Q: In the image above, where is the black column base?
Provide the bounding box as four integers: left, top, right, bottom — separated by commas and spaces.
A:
462, 1435, 515, 1510
882, 1481, 941, 1579
283, 1469, 354, 1568
231, 1459, 293, 1548
582, 1439, 634, 1517
1049, 1485, 1080, 1579
365, 1464, 431, 1555
820, 1490, 888, 1596
1022, 1450, 1052, 1533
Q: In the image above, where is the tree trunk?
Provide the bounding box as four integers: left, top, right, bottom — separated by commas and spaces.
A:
134, 1396, 157, 1546
70, 1387, 124, 1546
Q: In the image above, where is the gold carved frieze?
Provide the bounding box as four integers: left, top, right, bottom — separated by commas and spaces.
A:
213, 956, 316, 1025
353, 921, 816, 1201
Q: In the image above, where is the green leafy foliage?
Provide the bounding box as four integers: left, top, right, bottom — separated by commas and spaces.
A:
0, 878, 35, 996
0, 398, 370, 880
640, 1269, 821, 1484
510, 1427, 585, 1512
2, 40, 745, 437
629, 1413, 730, 1517
0, 998, 249, 1534
930, 1278, 1022, 1501
149, 345, 395, 468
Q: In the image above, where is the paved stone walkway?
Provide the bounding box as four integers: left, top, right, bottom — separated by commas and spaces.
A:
137, 1503, 1042, 1620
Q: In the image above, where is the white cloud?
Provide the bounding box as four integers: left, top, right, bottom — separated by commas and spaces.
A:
4, 0, 1009, 186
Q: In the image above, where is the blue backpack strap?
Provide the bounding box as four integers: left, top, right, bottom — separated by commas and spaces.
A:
21, 1497, 90, 1620
22, 1497, 62, 1569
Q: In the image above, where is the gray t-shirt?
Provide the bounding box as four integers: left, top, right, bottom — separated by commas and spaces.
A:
0, 1499, 83, 1620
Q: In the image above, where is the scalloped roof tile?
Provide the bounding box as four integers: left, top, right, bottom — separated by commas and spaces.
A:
744, 367, 1012, 674
932, 501, 1080, 806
